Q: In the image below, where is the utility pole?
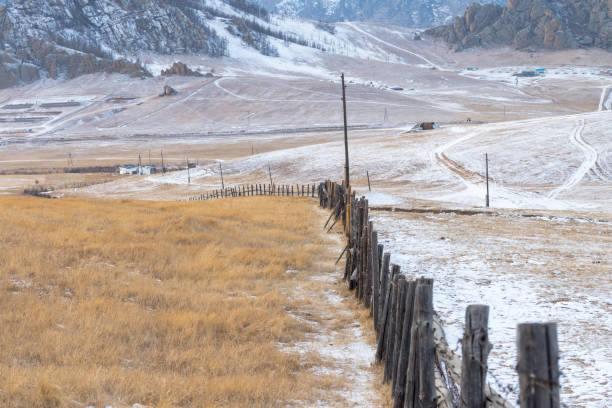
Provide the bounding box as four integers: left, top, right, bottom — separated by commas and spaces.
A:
341, 73, 350, 189
186, 158, 191, 184
161, 150, 165, 174
268, 164, 273, 186
367, 171, 371, 192
485, 153, 490, 208
138, 154, 142, 175
219, 162, 225, 190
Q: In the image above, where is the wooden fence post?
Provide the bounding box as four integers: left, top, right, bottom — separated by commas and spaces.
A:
384, 266, 400, 383
358, 224, 368, 302
460, 305, 491, 408
393, 279, 416, 408
405, 279, 435, 408
364, 222, 374, 309
517, 323, 560, 408
378, 252, 391, 337
375, 254, 391, 363
372, 230, 380, 333
391, 276, 409, 392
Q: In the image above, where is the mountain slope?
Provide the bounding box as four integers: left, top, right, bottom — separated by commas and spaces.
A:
425, 0, 612, 51
263, 0, 504, 28
0, 0, 333, 88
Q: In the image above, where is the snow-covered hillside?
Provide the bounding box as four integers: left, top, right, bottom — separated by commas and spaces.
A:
0, 0, 339, 87
261, 0, 504, 28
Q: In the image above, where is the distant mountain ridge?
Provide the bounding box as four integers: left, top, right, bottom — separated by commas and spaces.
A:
263, 0, 504, 27
425, 0, 612, 51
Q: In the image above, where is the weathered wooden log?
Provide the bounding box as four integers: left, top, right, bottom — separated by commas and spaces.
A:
405, 279, 435, 408
364, 222, 374, 309
358, 225, 368, 302
375, 253, 393, 363
379, 252, 390, 324
391, 276, 408, 391
372, 231, 380, 334
517, 323, 560, 408
393, 280, 416, 408
460, 305, 491, 408
384, 266, 401, 383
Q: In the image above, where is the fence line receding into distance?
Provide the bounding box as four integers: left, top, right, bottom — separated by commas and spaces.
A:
184, 183, 318, 201
185, 179, 562, 408
318, 180, 561, 408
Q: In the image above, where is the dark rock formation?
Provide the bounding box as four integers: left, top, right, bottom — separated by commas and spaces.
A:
0, 0, 228, 88
160, 85, 179, 97
161, 62, 203, 77
426, 0, 612, 51
266, 0, 505, 28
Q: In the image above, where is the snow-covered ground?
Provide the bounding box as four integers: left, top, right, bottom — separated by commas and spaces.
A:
371, 210, 611, 407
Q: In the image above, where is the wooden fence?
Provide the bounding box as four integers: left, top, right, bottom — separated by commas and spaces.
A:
318, 180, 561, 408
184, 183, 318, 201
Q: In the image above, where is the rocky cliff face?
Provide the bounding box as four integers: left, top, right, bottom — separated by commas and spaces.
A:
426, 0, 612, 51
0, 0, 232, 88
265, 0, 504, 28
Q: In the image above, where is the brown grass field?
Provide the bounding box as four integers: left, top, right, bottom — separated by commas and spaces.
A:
0, 196, 384, 407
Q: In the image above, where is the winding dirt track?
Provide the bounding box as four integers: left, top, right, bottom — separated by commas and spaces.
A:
548, 120, 598, 198
435, 152, 484, 184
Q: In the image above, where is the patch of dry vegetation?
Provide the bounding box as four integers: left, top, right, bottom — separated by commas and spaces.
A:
0, 196, 350, 407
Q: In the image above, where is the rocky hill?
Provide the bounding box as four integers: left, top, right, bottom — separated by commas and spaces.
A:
266, 0, 504, 28
425, 0, 612, 51
0, 0, 329, 88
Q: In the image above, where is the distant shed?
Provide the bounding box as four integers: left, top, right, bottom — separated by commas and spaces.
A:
419, 122, 436, 130
119, 165, 156, 175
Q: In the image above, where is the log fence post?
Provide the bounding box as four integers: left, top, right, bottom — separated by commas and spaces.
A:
517, 323, 560, 408
405, 279, 435, 408
392, 279, 416, 408
460, 305, 492, 408
384, 266, 400, 383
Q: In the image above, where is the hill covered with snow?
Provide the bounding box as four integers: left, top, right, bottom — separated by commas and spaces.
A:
0, 0, 336, 88
264, 0, 504, 28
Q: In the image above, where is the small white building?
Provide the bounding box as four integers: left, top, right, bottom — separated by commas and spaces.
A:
119, 165, 156, 175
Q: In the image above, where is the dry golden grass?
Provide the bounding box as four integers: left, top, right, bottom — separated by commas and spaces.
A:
0, 196, 356, 407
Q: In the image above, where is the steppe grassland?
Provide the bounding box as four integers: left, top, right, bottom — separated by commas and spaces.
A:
0, 196, 339, 407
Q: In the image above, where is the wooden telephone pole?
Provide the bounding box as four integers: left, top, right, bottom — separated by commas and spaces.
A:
161, 150, 165, 174
485, 153, 490, 208
341, 73, 350, 189
219, 162, 225, 190
268, 164, 273, 186
186, 158, 191, 185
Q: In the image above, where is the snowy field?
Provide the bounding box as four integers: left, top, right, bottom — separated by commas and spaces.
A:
0, 20, 611, 407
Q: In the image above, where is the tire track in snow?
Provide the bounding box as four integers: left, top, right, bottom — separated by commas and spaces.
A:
214, 77, 425, 107
597, 86, 612, 111
117, 77, 219, 127
429, 126, 569, 209
548, 120, 598, 198
345, 22, 444, 71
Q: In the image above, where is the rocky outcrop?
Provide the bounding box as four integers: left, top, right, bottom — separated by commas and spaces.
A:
161, 62, 203, 77
160, 85, 179, 96
426, 0, 612, 51
268, 0, 505, 28
0, 0, 228, 88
